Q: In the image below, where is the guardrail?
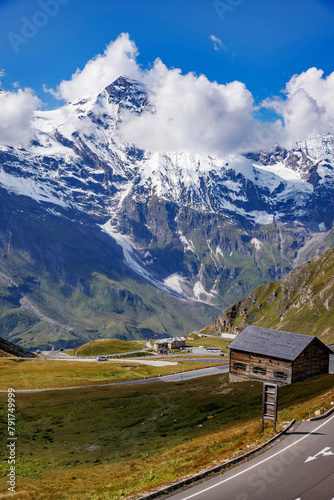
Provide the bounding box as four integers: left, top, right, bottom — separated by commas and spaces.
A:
309, 405, 334, 421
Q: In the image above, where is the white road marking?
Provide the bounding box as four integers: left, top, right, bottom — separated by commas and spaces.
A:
175, 414, 334, 500
305, 446, 334, 463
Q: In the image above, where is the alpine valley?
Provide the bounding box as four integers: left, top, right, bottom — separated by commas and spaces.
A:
1, 76, 334, 349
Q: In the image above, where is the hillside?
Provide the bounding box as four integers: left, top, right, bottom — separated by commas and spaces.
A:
0, 193, 218, 350
69, 338, 144, 357
203, 247, 334, 345
0, 336, 36, 358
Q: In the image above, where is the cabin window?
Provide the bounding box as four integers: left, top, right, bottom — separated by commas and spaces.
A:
304, 351, 309, 358
234, 362, 246, 371
274, 371, 287, 380
253, 366, 266, 375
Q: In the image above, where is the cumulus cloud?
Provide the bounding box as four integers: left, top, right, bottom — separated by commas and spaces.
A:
263, 68, 334, 148
0, 88, 41, 147
46, 34, 334, 156
131, 65, 334, 155
46, 33, 140, 102
121, 59, 274, 156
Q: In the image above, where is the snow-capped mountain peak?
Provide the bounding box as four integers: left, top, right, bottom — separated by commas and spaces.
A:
1, 75, 333, 223
1, 75, 334, 308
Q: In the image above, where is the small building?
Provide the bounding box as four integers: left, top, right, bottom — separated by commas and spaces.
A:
154, 340, 169, 355
168, 337, 186, 349
154, 337, 186, 354
228, 326, 331, 385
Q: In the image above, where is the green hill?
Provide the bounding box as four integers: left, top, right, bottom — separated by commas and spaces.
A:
203, 247, 334, 345
69, 338, 144, 357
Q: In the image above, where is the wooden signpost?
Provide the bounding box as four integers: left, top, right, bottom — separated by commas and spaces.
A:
261, 383, 278, 433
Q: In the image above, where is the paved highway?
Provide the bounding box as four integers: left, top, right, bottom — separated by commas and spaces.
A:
168, 413, 334, 500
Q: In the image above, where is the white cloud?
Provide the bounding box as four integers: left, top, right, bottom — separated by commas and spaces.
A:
0, 88, 40, 146
49, 33, 275, 156
263, 68, 334, 148
46, 35, 334, 156
209, 35, 226, 51
121, 59, 274, 156
46, 33, 140, 102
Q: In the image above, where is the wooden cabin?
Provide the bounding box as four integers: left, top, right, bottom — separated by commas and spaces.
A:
228, 326, 331, 385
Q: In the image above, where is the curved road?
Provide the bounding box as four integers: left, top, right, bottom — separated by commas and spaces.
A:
168, 413, 334, 500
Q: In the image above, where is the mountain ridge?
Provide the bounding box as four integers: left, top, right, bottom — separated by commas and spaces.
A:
202, 246, 334, 345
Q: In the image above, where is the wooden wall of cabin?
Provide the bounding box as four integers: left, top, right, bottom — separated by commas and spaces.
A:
229, 350, 292, 384
292, 339, 329, 383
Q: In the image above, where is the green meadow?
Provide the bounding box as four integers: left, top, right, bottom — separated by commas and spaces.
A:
0, 372, 333, 499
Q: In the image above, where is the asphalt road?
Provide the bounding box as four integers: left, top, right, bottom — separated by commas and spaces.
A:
41, 348, 227, 359
152, 365, 229, 383
168, 414, 334, 500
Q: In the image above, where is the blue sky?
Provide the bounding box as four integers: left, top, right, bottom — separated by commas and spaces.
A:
0, 0, 333, 109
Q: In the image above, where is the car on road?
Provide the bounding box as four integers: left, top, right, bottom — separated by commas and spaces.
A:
96, 355, 108, 361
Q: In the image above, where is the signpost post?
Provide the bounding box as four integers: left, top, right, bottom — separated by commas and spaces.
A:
261, 383, 278, 434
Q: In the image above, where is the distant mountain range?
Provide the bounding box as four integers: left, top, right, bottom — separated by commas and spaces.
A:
1, 75, 334, 349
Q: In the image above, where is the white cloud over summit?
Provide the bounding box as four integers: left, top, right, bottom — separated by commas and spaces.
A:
0, 34, 333, 153
48, 34, 333, 155
0, 88, 40, 147
45, 33, 140, 102
263, 68, 334, 148
121, 59, 279, 155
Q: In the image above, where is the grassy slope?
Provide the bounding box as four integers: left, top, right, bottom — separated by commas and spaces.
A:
68, 339, 144, 357
204, 247, 334, 345
0, 349, 11, 357
186, 334, 231, 354
0, 374, 333, 499
0, 359, 223, 390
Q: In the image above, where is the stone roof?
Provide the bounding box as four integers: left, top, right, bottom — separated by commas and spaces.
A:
227, 326, 331, 361
154, 337, 186, 344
